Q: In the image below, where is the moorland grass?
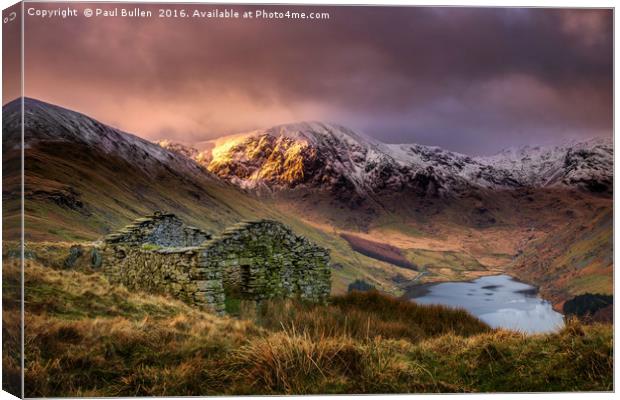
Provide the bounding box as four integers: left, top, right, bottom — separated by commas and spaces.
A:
255, 289, 490, 342
3, 259, 613, 396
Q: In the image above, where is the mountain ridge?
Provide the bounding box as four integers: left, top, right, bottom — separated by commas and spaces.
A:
158, 120, 612, 197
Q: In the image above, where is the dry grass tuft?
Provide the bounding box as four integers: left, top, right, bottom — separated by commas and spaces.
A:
231, 327, 359, 393
230, 327, 466, 394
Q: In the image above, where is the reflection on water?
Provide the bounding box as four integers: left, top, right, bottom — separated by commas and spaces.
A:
408, 275, 564, 334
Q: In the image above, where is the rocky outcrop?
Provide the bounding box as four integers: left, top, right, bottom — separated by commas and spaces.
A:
99, 213, 331, 314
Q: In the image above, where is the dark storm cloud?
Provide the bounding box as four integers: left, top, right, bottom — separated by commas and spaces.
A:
22, 4, 612, 154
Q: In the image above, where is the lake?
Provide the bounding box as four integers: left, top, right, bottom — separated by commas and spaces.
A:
407, 274, 565, 334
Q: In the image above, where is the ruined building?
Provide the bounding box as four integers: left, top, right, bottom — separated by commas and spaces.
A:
99, 212, 331, 313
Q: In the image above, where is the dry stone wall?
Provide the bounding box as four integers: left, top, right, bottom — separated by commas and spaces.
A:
205, 220, 331, 302
104, 212, 211, 247
100, 212, 331, 314
101, 245, 226, 312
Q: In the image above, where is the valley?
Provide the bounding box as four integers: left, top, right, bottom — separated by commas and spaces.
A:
3, 98, 613, 311
1, 97, 613, 396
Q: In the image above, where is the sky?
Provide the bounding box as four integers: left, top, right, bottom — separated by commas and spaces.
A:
16, 4, 613, 155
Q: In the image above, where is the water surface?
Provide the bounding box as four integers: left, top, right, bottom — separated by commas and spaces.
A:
408, 274, 564, 334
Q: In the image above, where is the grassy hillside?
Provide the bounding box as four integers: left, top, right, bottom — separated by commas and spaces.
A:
3, 258, 612, 396
19, 143, 273, 241
509, 205, 613, 309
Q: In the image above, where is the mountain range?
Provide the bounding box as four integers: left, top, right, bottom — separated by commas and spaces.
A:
158, 121, 612, 198
2, 98, 613, 307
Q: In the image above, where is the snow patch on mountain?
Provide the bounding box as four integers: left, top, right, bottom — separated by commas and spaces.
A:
479, 138, 612, 191
162, 122, 611, 197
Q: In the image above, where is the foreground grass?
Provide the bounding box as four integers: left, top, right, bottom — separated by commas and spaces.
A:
4, 259, 613, 396
256, 290, 490, 342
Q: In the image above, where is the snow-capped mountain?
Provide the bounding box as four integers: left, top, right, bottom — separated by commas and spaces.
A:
8, 98, 609, 202
7, 98, 210, 181
159, 122, 612, 197
479, 138, 613, 192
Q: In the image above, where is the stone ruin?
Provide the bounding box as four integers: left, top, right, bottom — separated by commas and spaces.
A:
99, 212, 331, 314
